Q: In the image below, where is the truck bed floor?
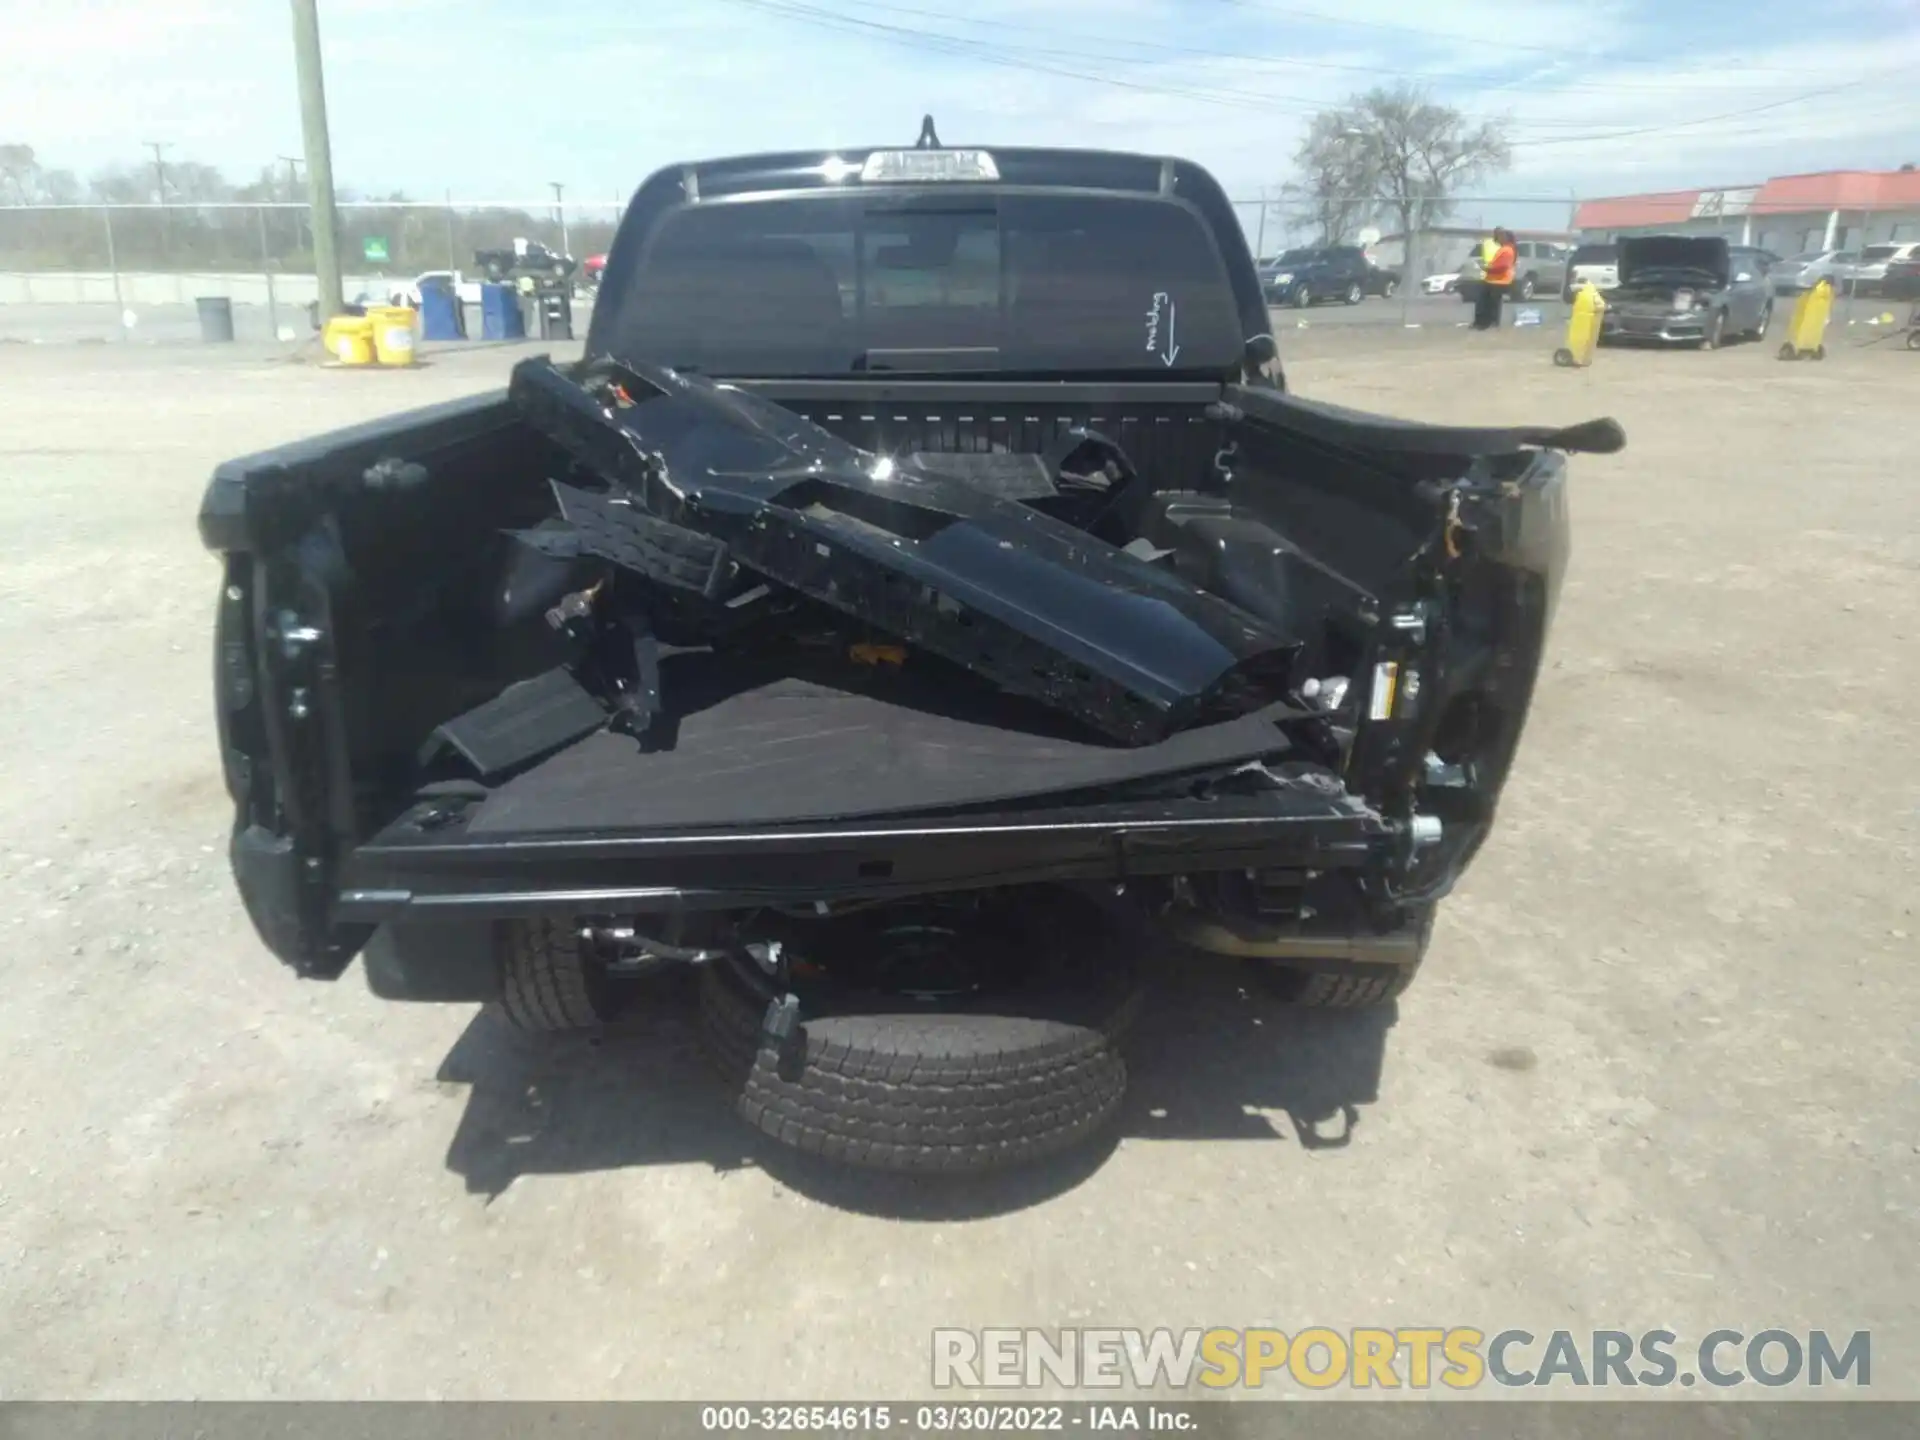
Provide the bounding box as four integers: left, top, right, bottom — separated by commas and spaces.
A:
461, 651, 1299, 835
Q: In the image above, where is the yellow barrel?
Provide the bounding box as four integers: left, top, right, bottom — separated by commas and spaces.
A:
1554, 282, 1605, 368
366, 305, 418, 366
1779, 279, 1832, 361
322, 315, 375, 366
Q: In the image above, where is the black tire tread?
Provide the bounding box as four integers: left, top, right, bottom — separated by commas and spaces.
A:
697, 942, 1134, 1172
499, 918, 608, 1032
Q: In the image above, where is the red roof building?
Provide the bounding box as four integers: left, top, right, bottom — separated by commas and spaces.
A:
1573, 168, 1920, 255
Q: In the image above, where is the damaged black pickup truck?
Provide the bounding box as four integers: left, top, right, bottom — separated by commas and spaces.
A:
201, 134, 1617, 1172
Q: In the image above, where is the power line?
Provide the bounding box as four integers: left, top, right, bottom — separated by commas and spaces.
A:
707, 0, 1334, 113
707, 0, 1918, 138
709, 0, 1568, 121
1510, 67, 1917, 146
802, 0, 1871, 93
1209, 0, 1827, 74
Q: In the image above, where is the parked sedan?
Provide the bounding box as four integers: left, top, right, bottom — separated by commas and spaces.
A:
1600, 236, 1774, 348
1767, 249, 1850, 295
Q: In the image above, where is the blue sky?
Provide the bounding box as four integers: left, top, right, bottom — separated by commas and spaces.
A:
3, 0, 1915, 238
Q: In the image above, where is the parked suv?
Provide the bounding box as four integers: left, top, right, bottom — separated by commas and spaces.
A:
1260, 245, 1375, 307
1460, 240, 1570, 303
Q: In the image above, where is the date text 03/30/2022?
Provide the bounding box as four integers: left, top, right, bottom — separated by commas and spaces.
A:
701, 1405, 1197, 1432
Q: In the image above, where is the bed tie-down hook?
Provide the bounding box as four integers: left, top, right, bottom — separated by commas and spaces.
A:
1212, 438, 1240, 490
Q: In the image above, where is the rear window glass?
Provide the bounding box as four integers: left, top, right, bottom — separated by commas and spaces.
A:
1570, 245, 1617, 264
601, 192, 1243, 377
1860, 245, 1897, 261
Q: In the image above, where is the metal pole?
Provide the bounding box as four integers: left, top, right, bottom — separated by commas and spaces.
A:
550, 181, 568, 257
103, 208, 125, 341
1255, 186, 1268, 261
144, 141, 171, 265
278, 155, 303, 256
258, 205, 280, 341
1843, 204, 1871, 329
1400, 197, 1415, 327
290, 0, 344, 321
445, 189, 457, 271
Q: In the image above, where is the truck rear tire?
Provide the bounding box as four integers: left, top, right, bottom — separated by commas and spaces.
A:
498, 917, 621, 1032
697, 902, 1140, 1172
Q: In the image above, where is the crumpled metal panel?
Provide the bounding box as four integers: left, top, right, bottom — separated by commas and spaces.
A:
509, 357, 1299, 746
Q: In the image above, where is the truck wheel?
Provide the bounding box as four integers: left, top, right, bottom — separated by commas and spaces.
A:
1701, 310, 1725, 350
1292, 285, 1313, 308
498, 917, 622, 1032
1381, 278, 1397, 299
1259, 908, 1434, 1009
1517, 275, 1536, 301
1344, 283, 1363, 305
698, 900, 1140, 1172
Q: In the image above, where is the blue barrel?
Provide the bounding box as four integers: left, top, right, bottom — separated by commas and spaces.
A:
418, 281, 463, 341
480, 283, 524, 341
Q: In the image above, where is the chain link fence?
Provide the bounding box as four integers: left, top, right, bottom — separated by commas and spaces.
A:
5, 190, 1908, 344
0, 199, 624, 343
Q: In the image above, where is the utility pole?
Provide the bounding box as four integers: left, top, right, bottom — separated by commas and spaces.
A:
143, 141, 171, 201
289, 0, 344, 320
550, 181, 568, 258
144, 140, 171, 265
278, 154, 305, 257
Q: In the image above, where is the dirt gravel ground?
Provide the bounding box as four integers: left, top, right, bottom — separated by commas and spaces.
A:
0, 326, 1914, 1400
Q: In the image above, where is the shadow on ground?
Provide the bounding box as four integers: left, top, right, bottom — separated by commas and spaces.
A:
438, 947, 1394, 1220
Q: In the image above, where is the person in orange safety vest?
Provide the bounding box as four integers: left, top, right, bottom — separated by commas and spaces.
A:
1474, 228, 1516, 331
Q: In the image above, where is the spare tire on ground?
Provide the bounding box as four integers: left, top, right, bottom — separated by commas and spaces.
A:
698, 891, 1141, 1173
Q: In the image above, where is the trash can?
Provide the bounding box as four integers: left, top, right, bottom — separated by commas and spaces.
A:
366, 305, 418, 367
195, 296, 235, 342
480, 282, 524, 341
536, 287, 574, 341
417, 280, 464, 342
322, 315, 376, 366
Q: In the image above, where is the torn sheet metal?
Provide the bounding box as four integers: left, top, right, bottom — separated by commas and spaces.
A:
509, 356, 1300, 746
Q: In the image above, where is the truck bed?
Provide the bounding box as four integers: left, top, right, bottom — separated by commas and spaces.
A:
461, 650, 1302, 836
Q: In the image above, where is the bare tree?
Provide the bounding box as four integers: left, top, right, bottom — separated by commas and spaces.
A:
1284, 112, 1379, 246
1, 143, 44, 204
1290, 85, 1510, 284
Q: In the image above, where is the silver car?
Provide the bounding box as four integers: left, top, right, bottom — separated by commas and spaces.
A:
1767, 249, 1852, 295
